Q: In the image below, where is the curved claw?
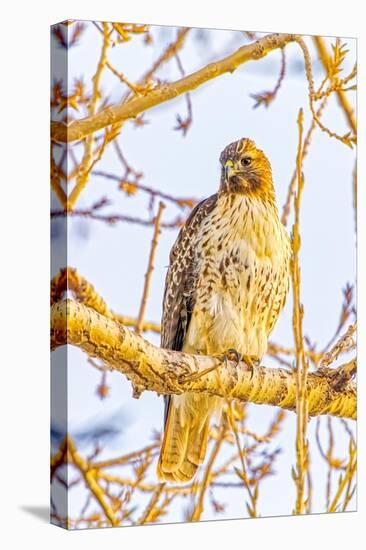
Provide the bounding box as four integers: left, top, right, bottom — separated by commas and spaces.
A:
241, 354, 260, 380
219, 350, 259, 371
240, 355, 259, 367
225, 348, 242, 367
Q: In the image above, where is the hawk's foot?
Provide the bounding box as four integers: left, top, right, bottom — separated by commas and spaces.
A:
222, 348, 242, 368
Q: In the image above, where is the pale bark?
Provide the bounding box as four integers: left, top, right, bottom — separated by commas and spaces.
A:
51, 299, 356, 420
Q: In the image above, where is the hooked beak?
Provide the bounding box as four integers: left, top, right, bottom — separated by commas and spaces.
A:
224, 159, 235, 181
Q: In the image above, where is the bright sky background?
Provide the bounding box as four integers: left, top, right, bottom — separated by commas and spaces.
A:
51, 22, 356, 525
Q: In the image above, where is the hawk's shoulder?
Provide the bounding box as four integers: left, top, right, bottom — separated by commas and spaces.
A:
169, 193, 218, 262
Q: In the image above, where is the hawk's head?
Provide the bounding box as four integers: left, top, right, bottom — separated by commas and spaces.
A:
219, 138, 275, 202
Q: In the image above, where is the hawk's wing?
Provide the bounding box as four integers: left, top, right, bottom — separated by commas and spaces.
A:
161, 193, 218, 351
161, 194, 218, 423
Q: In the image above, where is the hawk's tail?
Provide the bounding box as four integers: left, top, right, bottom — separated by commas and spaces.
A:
157, 395, 211, 483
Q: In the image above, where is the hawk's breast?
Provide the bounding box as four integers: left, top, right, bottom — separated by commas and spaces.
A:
183, 194, 290, 359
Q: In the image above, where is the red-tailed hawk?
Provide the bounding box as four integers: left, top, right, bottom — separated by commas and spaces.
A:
157, 138, 291, 483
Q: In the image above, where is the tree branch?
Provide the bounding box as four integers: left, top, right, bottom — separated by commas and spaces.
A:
51, 299, 356, 420
51, 33, 297, 143
313, 36, 356, 136
136, 201, 166, 334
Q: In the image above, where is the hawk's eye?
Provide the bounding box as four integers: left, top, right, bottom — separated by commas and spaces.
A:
241, 157, 252, 167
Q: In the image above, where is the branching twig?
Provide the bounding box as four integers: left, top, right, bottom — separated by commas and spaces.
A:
66, 23, 111, 211
294, 36, 355, 148
92, 170, 198, 209
67, 436, 119, 526
251, 48, 286, 108
137, 484, 166, 524
51, 204, 183, 229
328, 438, 357, 512
320, 323, 356, 368
313, 36, 356, 136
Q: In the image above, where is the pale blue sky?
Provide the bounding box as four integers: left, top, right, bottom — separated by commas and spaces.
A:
51, 23, 356, 524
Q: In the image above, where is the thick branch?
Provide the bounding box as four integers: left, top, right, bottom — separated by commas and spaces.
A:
51, 300, 356, 420
51, 33, 296, 143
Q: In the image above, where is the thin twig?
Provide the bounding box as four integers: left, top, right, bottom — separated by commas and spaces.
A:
281, 96, 328, 226
291, 109, 310, 515
190, 419, 227, 521
251, 47, 286, 108
226, 403, 258, 517
67, 22, 111, 210
136, 202, 166, 334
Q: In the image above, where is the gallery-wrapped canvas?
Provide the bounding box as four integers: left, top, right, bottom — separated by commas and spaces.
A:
50, 20, 357, 530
